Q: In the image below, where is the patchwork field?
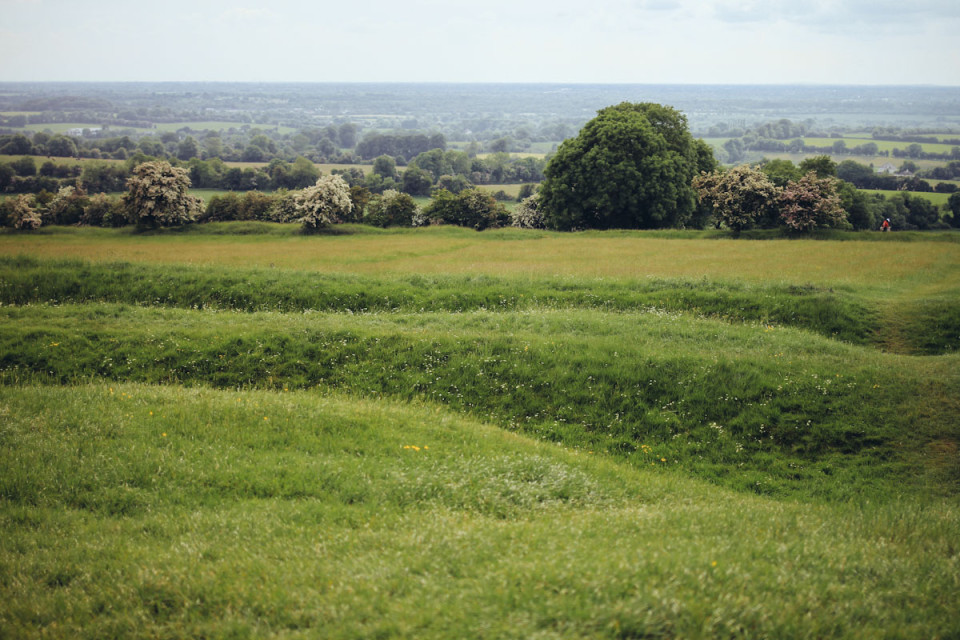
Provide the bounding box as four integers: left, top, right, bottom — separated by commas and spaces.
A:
1, 225, 958, 638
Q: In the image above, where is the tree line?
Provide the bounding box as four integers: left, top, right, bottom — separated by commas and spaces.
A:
717, 119, 960, 164
0, 160, 514, 233
1, 145, 545, 204
6, 103, 960, 235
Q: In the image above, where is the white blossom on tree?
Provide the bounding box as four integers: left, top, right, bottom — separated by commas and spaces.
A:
123, 161, 202, 227
693, 165, 781, 234
779, 172, 847, 233
510, 193, 545, 229
11, 194, 42, 231
294, 175, 353, 231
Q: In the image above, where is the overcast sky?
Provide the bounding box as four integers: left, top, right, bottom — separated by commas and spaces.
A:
1, 0, 958, 85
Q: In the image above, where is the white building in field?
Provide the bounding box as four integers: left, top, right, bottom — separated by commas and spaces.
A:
65, 127, 102, 137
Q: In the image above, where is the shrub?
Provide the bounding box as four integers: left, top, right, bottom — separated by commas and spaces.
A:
511, 194, 545, 229
295, 175, 353, 231
10, 195, 42, 230
123, 161, 202, 228
45, 184, 89, 226
694, 165, 781, 234
425, 188, 508, 231
200, 192, 242, 223
779, 172, 847, 233
81, 193, 124, 227
365, 189, 419, 228
518, 183, 538, 200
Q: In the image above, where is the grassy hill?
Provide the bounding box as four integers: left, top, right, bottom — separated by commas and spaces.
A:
1, 225, 958, 638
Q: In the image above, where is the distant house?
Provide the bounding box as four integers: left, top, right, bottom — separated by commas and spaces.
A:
65, 127, 101, 137
876, 163, 897, 174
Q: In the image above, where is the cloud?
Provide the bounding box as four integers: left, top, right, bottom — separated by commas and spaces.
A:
633, 0, 682, 10
709, 0, 960, 26
219, 7, 277, 21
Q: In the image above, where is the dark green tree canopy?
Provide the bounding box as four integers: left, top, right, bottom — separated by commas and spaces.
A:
539, 102, 716, 230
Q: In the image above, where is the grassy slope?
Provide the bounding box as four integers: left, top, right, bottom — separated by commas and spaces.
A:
5, 302, 959, 501
1, 225, 959, 638
1, 385, 958, 639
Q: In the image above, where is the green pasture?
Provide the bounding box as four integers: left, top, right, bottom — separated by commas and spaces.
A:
9, 121, 294, 135
1, 226, 959, 637
19, 123, 147, 134
0, 154, 124, 167
760, 152, 947, 172
859, 189, 951, 207
476, 152, 548, 160
701, 134, 959, 157
801, 136, 958, 155
3, 225, 956, 291
836, 132, 960, 144
475, 183, 524, 198
150, 121, 257, 133
0, 155, 369, 178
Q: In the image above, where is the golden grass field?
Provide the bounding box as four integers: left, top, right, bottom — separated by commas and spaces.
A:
2, 228, 957, 296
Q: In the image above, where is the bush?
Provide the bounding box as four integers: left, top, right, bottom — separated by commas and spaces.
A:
295, 176, 353, 231
518, 183, 538, 200
365, 190, 419, 228
81, 193, 125, 227
44, 185, 89, 226
511, 194, 545, 229
425, 188, 508, 231
694, 165, 781, 234
123, 161, 202, 228
779, 172, 847, 233
10, 195, 42, 230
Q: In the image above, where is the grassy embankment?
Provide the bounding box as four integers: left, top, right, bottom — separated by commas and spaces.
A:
1, 225, 958, 638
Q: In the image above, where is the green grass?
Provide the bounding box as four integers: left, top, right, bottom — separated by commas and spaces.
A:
800, 137, 958, 155
8, 121, 295, 135
0, 154, 125, 167
3, 300, 958, 500
20, 123, 153, 134
0, 155, 366, 177
859, 189, 951, 207
1, 384, 958, 639
1, 226, 959, 637
476, 183, 525, 198
759, 152, 948, 172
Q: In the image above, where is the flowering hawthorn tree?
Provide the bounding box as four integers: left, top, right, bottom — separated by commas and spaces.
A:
295, 175, 353, 231
779, 171, 847, 233
693, 165, 781, 234
510, 193, 545, 229
11, 194, 42, 230
123, 161, 202, 227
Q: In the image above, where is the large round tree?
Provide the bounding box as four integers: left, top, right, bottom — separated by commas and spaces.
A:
539, 102, 715, 230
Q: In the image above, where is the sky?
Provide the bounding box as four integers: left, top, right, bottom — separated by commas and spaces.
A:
1, 0, 958, 85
